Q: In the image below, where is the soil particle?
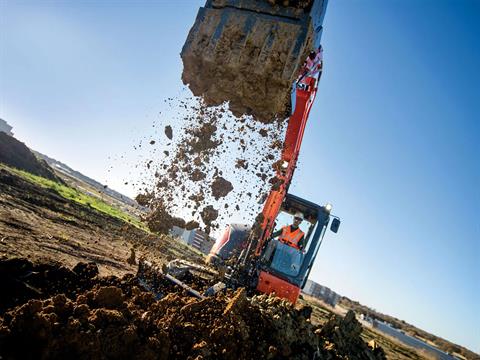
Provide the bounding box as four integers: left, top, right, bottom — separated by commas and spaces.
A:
164, 125, 173, 140
135, 192, 154, 207
145, 203, 186, 235
210, 176, 233, 200
185, 220, 200, 231
190, 168, 206, 182
269, 176, 285, 191
186, 122, 220, 153
200, 205, 219, 228
235, 159, 248, 169
94, 286, 124, 309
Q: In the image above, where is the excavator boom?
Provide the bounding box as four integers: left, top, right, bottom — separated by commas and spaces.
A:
255, 75, 319, 255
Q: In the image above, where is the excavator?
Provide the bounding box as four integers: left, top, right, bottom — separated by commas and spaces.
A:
138, 0, 340, 305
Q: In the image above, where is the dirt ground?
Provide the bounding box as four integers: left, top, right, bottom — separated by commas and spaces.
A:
0, 164, 440, 360
0, 165, 389, 360
0, 166, 202, 276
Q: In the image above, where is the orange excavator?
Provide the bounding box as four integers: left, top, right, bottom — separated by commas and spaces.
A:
139, 0, 340, 305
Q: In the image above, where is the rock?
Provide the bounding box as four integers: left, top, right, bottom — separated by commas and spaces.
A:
127, 248, 136, 266
94, 287, 124, 309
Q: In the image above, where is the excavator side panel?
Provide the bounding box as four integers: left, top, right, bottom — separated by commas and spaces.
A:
256, 270, 301, 304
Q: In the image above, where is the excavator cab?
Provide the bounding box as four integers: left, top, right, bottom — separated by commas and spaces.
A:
255, 193, 338, 303
206, 193, 339, 303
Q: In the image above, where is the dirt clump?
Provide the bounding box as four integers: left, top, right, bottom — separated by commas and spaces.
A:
210, 176, 233, 200
164, 125, 173, 140
259, 128, 269, 137
190, 168, 206, 182
145, 202, 186, 235
135, 191, 155, 207
186, 122, 220, 153
200, 205, 219, 232
185, 220, 199, 231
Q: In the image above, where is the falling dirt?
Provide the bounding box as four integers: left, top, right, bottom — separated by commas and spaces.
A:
0, 258, 386, 360
210, 176, 233, 200
164, 125, 173, 140
200, 205, 219, 233
133, 96, 287, 237
145, 202, 186, 235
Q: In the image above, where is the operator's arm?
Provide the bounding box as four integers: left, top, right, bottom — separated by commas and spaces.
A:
297, 235, 306, 250
271, 229, 282, 239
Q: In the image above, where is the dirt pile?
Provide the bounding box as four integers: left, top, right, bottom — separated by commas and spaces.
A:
181, 0, 314, 122
0, 132, 62, 183
0, 257, 99, 314
0, 258, 386, 360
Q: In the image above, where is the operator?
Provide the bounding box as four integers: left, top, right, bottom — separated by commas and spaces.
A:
298, 45, 323, 84
309, 45, 323, 77
271, 212, 306, 250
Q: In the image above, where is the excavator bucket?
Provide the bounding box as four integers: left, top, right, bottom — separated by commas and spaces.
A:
181, 0, 328, 122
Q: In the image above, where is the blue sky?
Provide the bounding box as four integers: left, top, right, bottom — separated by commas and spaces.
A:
1, 0, 479, 353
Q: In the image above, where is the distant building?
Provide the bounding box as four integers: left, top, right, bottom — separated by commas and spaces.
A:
190, 229, 216, 254
0, 119, 13, 136
303, 279, 340, 306
171, 226, 215, 255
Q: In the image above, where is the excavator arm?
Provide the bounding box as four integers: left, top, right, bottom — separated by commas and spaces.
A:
255, 74, 319, 255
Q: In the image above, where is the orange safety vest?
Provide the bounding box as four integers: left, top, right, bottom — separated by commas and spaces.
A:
279, 226, 305, 250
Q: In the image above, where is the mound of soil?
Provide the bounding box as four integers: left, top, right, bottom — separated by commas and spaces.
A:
0, 132, 61, 183
0, 258, 386, 360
